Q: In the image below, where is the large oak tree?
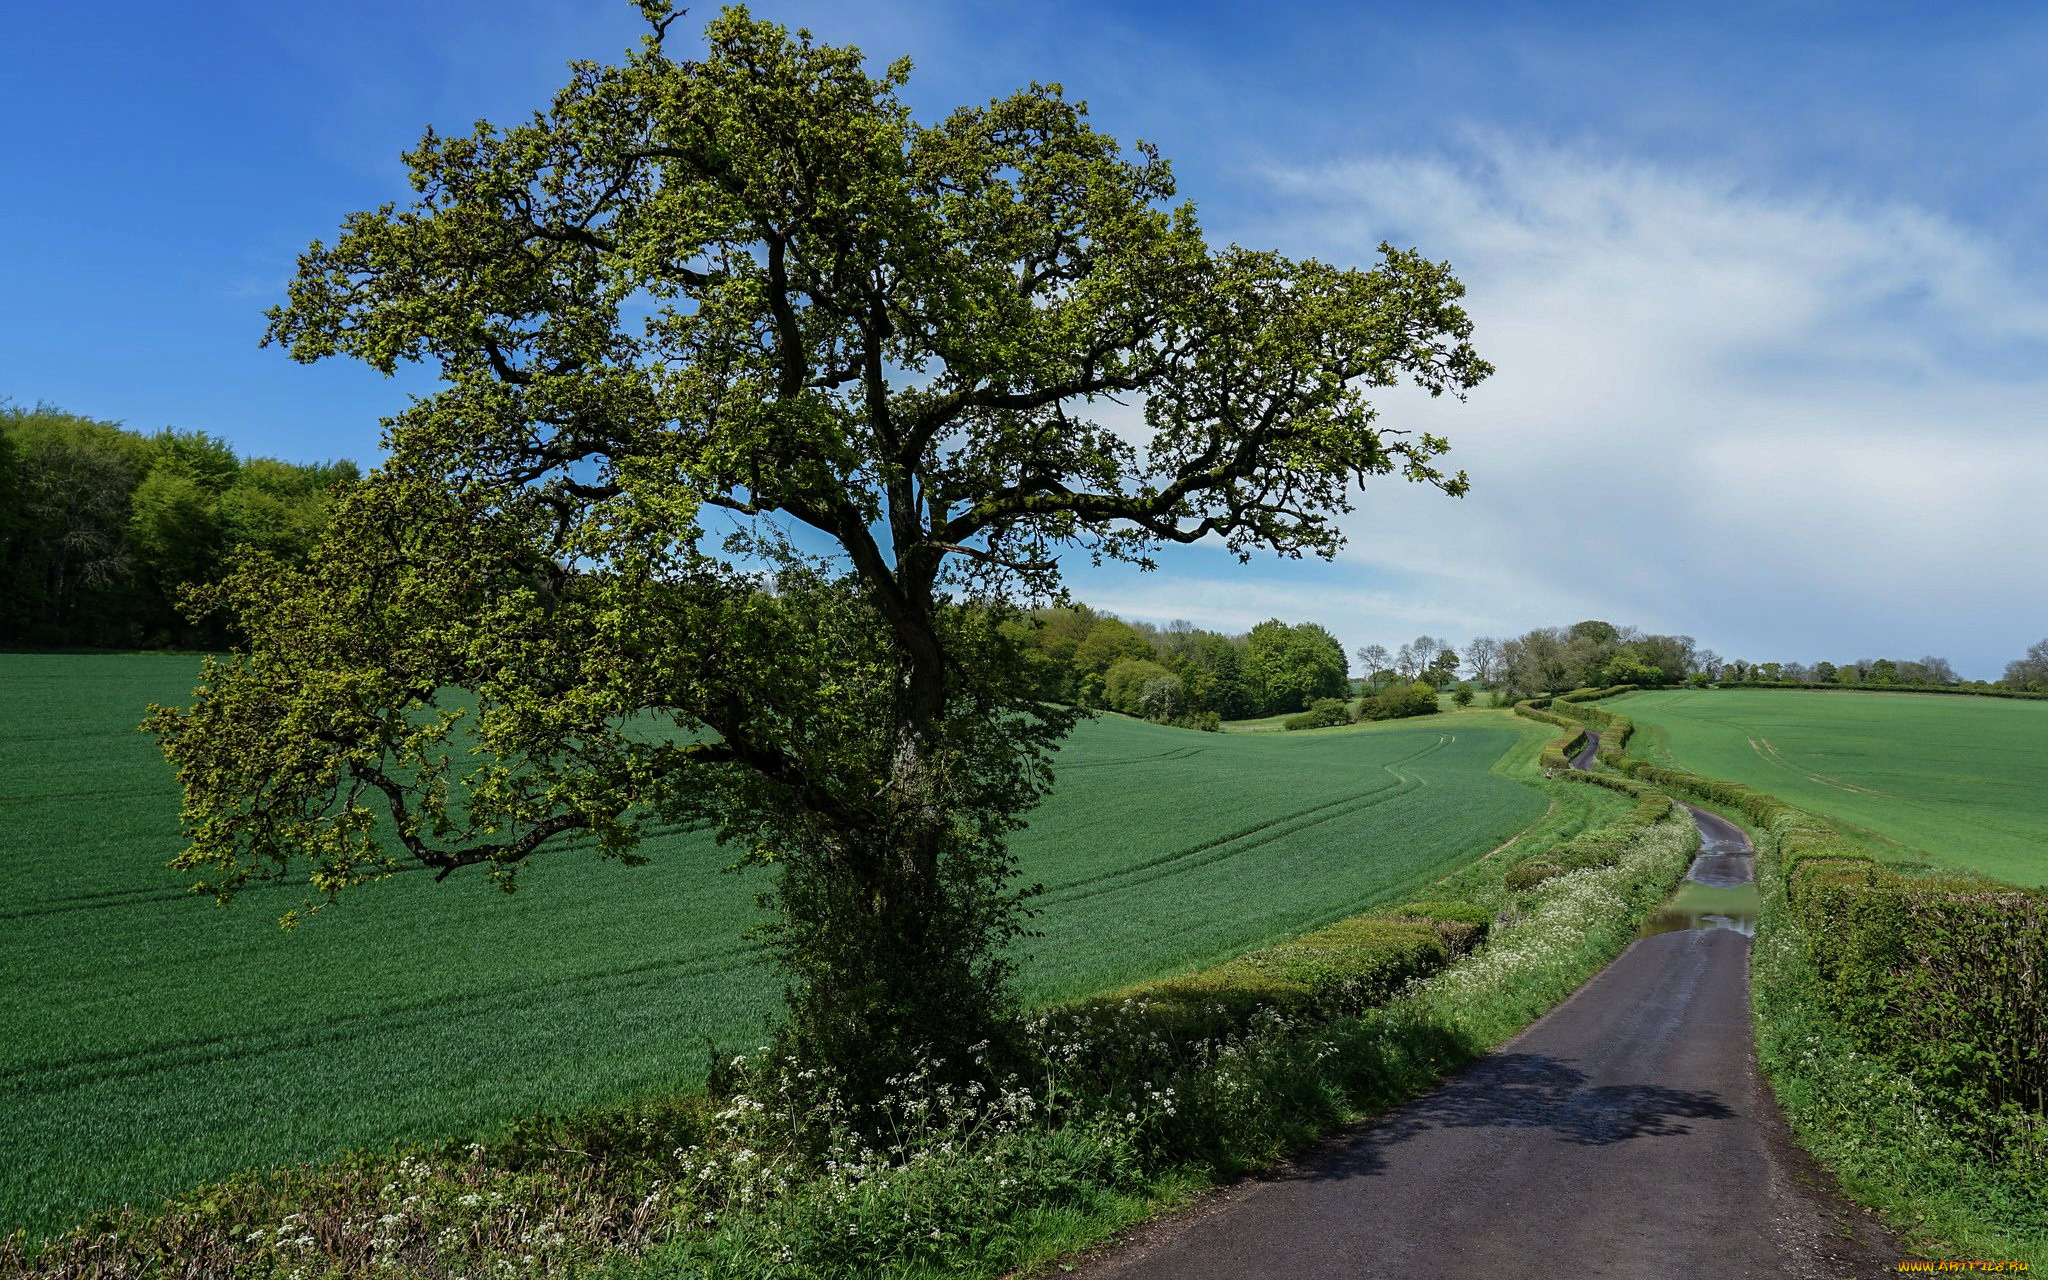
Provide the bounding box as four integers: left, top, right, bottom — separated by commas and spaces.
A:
150, 5, 1490, 1092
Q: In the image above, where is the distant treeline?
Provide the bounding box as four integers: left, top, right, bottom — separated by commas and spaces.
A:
1355, 622, 1702, 699
10, 399, 2045, 705
1668, 650, 2048, 695
1003, 607, 1350, 728
1365, 621, 2048, 698
0, 403, 357, 648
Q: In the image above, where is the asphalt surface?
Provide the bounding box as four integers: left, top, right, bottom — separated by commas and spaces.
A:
1570, 727, 1603, 770
1069, 732, 1900, 1279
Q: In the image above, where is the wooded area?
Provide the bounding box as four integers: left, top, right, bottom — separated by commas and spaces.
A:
0, 404, 356, 648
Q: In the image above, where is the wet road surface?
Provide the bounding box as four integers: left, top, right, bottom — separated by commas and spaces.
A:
1068, 733, 1898, 1279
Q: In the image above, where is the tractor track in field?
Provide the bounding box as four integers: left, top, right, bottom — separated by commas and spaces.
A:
1032, 735, 1455, 904
1065, 729, 1903, 1279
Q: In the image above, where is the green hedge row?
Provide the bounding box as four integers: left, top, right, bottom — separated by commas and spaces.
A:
1499, 774, 1676, 891
1792, 864, 2047, 1126
1514, 686, 1636, 772
1076, 900, 1496, 1039
1505, 691, 1677, 894
1547, 693, 2048, 1146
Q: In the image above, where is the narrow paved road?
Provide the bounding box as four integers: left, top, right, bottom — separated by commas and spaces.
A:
1070, 732, 1899, 1279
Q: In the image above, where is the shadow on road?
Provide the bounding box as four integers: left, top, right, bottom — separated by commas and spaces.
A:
1279, 1052, 1735, 1184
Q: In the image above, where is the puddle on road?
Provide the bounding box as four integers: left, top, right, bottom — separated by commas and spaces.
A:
1639, 879, 1759, 937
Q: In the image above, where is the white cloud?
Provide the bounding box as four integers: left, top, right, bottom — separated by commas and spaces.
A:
1176, 136, 2048, 677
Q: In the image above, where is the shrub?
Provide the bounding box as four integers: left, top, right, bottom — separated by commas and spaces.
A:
1356, 681, 1438, 722
1383, 900, 1494, 955
1282, 697, 1352, 730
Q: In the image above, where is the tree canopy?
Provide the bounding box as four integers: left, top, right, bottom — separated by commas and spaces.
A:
0, 403, 357, 647
149, 6, 1489, 1091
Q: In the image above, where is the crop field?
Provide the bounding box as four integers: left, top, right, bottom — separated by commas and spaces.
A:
0, 654, 1548, 1238
1608, 688, 2048, 885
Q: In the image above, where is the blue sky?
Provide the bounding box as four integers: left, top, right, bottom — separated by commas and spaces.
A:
5, 1, 2046, 676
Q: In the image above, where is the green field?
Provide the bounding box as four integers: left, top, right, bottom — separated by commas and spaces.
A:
0, 654, 1548, 1238
1608, 688, 2048, 885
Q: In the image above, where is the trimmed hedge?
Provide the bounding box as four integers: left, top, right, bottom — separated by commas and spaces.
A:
1084, 912, 1466, 1037
1791, 865, 2047, 1125
1514, 686, 1636, 773
1500, 779, 1675, 891
1381, 900, 1493, 958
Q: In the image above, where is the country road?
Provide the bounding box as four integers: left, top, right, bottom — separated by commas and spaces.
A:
1068, 730, 1900, 1279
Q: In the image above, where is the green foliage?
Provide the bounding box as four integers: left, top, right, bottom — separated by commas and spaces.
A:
1010, 607, 1360, 723
1712, 679, 2048, 701
1382, 899, 1491, 954
1452, 683, 1474, 707
1281, 696, 1350, 730
4, 657, 1544, 1239
1095, 915, 1451, 1027
1246, 619, 1350, 714
1601, 653, 1662, 687
1418, 646, 1460, 688
2007, 639, 2048, 692
0, 404, 353, 648
1102, 656, 1179, 718
1751, 873, 2048, 1265
1356, 680, 1439, 722
1073, 619, 1156, 686
154, 5, 1490, 1100
1787, 866, 2047, 1128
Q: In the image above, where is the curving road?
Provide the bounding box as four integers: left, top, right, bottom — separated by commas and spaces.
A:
1068, 730, 1899, 1279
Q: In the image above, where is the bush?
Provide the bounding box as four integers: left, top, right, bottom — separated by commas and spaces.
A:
1383, 900, 1494, 955
1788, 864, 2047, 1129
1282, 697, 1352, 730
1101, 915, 1451, 1029
1356, 681, 1438, 722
